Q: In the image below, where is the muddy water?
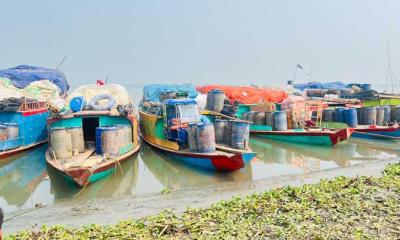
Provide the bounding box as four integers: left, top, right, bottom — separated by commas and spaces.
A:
1, 137, 399, 215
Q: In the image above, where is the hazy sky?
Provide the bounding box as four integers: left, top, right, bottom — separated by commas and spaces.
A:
0, 0, 399, 88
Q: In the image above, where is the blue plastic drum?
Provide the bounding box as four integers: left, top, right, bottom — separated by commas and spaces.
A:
196, 123, 216, 153
70, 96, 86, 112
344, 108, 358, 128
334, 108, 345, 123
273, 111, 288, 131
230, 120, 250, 150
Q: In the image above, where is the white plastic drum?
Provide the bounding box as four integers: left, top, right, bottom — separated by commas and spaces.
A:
69, 127, 85, 153
50, 127, 73, 159
115, 124, 132, 148
101, 127, 120, 157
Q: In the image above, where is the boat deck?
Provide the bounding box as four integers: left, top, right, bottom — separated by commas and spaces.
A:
49, 148, 104, 170
305, 128, 339, 133
48, 144, 140, 169
49, 146, 140, 171
258, 128, 341, 134
355, 125, 397, 130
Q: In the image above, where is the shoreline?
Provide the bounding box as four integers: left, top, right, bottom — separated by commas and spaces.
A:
4, 158, 397, 234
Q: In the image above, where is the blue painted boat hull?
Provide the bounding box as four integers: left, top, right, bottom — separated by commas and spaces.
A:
352, 127, 400, 140
0, 109, 49, 159
145, 138, 255, 171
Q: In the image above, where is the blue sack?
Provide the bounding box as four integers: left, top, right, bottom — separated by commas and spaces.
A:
293, 81, 347, 91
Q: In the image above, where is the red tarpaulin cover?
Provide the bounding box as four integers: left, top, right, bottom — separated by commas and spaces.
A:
196, 85, 288, 104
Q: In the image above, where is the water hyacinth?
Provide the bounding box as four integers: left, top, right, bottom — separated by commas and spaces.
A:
8, 163, 400, 239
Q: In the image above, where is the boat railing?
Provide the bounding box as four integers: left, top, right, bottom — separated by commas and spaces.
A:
141, 101, 162, 116
19, 101, 48, 112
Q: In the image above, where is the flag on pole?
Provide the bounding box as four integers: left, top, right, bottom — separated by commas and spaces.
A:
296, 63, 303, 70
96, 80, 105, 86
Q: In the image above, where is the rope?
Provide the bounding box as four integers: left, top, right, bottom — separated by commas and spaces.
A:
49, 147, 57, 161
73, 169, 94, 197
4, 203, 52, 223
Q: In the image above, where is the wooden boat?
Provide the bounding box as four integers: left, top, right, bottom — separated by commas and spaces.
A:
141, 144, 252, 190
47, 153, 139, 201
0, 100, 49, 160
321, 121, 400, 140
45, 84, 141, 187
250, 125, 353, 146
139, 95, 256, 172
351, 125, 400, 140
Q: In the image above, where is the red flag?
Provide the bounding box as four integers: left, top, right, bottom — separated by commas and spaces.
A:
96, 80, 105, 86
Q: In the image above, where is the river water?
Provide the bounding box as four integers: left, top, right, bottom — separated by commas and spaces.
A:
1, 84, 399, 214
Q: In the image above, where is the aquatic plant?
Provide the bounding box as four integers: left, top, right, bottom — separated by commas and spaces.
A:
8, 163, 400, 239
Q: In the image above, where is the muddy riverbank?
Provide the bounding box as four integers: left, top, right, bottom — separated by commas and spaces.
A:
5, 158, 396, 234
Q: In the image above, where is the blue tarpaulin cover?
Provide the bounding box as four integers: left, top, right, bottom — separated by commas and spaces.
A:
143, 84, 198, 102
293, 81, 347, 91
0, 65, 70, 94
163, 98, 197, 105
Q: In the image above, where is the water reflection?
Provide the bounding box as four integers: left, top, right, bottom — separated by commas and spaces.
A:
140, 145, 252, 191
250, 137, 398, 173
0, 144, 47, 209
0, 136, 398, 213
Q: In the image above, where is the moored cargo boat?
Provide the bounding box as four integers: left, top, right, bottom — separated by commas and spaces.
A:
322, 105, 400, 140
45, 84, 141, 187
0, 100, 49, 159
139, 84, 256, 171
351, 125, 400, 139
250, 127, 353, 145
0, 65, 69, 159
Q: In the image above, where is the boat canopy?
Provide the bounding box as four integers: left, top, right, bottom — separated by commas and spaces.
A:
177, 104, 200, 123
163, 98, 201, 124
163, 98, 197, 105
67, 84, 132, 107
143, 84, 197, 102
197, 85, 288, 104
0, 65, 70, 94
293, 81, 348, 91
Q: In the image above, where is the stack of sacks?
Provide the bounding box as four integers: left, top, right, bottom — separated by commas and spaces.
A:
23, 80, 62, 102
0, 77, 23, 100
280, 95, 305, 111
0, 77, 65, 112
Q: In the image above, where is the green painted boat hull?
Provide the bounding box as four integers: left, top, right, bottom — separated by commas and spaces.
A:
256, 134, 333, 145
61, 167, 116, 185
250, 124, 273, 131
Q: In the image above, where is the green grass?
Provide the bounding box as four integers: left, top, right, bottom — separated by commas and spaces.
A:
8, 163, 400, 239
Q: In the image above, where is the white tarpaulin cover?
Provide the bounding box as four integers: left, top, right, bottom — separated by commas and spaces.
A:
0, 77, 61, 101
67, 84, 132, 108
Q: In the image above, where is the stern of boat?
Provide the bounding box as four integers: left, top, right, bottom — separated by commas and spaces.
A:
210, 150, 256, 171
241, 151, 256, 165
330, 127, 353, 145
346, 127, 355, 139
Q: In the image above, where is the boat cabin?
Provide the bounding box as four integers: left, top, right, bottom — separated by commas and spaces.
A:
48, 114, 136, 160
0, 101, 48, 153
162, 98, 202, 146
